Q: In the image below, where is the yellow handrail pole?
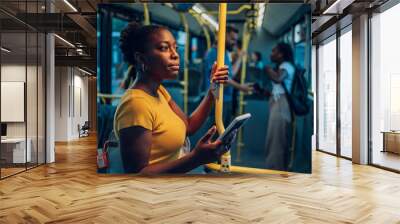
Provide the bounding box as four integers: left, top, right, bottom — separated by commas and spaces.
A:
206, 163, 290, 175
97, 93, 123, 99
208, 4, 251, 15
189, 10, 211, 50
236, 21, 252, 162
97, 93, 122, 104
124, 3, 149, 93
202, 22, 212, 50
214, 3, 230, 173
125, 2, 149, 92
179, 13, 190, 114
143, 3, 150, 25
124, 65, 133, 88
215, 3, 227, 135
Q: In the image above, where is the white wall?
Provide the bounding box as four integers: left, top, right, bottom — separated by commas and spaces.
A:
1, 64, 46, 163
55, 66, 69, 141
54, 66, 89, 141
1, 65, 27, 140
1, 65, 39, 137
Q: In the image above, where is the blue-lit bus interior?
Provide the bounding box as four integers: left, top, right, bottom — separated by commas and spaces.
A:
97, 3, 313, 173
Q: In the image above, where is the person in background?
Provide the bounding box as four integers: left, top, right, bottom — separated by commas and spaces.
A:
231, 40, 245, 117
231, 39, 243, 79
203, 26, 253, 124
114, 22, 230, 174
248, 51, 264, 70
264, 42, 296, 171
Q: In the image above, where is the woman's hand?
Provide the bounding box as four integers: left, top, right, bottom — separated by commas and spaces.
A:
192, 126, 226, 164
264, 65, 276, 76
210, 62, 229, 85
264, 65, 285, 83
208, 62, 229, 100
240, 83, 254, 94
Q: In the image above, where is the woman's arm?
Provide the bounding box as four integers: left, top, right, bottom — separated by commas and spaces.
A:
119, 125, 224, 174
231, 52, 243, 78
168, 91, 214, 135
266, 67, 288, 83
169, 64, 229, 135
226, 79, 253, 93
119, 126, 152, 173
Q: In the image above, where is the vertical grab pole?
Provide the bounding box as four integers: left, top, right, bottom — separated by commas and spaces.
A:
143, 3, 150, 25
215, 3, 229, 172
236, 21, 252, 162
123, 3, 149, 89
215, 3, 227, 135
189, 10, 211, 50
122, 2, 150, 90
179, 13, 190, 114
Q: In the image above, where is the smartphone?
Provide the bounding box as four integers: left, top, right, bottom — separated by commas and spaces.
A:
216, 113, 251, 152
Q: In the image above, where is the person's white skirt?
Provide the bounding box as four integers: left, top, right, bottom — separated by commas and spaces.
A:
264, 94, 292, 170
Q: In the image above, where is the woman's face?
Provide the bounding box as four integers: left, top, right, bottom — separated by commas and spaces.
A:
270, 47, 281, 63
142, 29, 180, 80
270, 47, 283, 63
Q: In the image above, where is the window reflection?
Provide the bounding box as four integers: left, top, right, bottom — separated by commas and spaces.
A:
371, 4, 400, 171
340, 30, 352, 158
318, 37, 337, 154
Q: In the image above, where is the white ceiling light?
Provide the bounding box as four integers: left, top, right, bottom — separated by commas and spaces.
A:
63, 0, 78, 12
54, 34, 75, 48
76, 48, 84, 55
1, 47, 11, 53
192, 4, 218, 31
164, 3, 174, 8
257, 3, 266, 29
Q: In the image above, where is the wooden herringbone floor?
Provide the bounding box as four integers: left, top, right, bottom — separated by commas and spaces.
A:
1, 135, 400, 224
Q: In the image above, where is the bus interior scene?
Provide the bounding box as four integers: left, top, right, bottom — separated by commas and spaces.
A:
97, 3, 313, 174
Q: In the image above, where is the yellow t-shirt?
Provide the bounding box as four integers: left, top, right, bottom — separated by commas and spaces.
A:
114, 85, 187, 165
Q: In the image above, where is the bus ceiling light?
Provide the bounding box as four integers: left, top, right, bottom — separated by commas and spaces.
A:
164, 3, 174, 8
192, 4, 218, 31
54, 34, 75, 48
256, 3, 266, 29
1, 47, 11, 53
203, 13, 219, 31
63, 0, 78, 12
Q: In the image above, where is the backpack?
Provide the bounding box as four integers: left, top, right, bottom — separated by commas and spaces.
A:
283, 66, 311, 116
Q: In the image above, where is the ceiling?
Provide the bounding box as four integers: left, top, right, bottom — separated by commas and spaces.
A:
127, 3, 204, 36
130, 3, 306, 37
1, 32, 45, 64
4, 0, 381, 73
0, 1, 309, 73
173, 3, 305, 36
262, 4, 303, 35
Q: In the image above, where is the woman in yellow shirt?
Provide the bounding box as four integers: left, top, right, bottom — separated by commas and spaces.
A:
114, 22, 229, 174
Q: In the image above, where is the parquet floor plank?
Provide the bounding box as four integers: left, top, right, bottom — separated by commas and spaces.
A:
0, 135, 399, 223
